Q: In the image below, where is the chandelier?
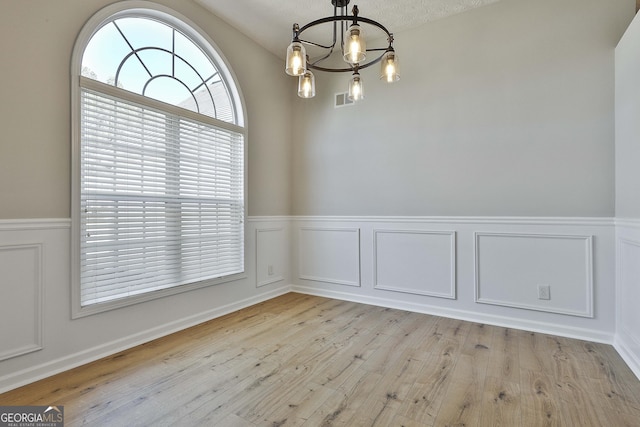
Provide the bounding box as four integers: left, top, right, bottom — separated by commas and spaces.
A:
285, 0, 399, 101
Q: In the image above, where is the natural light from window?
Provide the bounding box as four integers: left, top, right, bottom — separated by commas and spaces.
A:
82, 16, 235, 123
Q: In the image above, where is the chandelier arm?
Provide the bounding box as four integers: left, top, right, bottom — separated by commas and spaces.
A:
299, 39, 337, 50
329, 9, 339, 53
308, 42, 337, 65
307, 52, 385, 73
309, 26, 339, 65
307, 64, 354, 73
340, 13, 345, 53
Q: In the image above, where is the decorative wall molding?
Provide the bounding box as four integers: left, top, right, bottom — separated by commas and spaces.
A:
255, 227, 285, 287
474, 232, 594, 318
246, 216, 292, 223
291, 215, 614, 226
0, 219, 71, 231
615, 235, 640, 380
616, 218, 640, 229
298, 227, 361, 287
373, 229, 456, 299
2, 214, 634, 393
0, 243, 43, 361
292, 216, 614, 360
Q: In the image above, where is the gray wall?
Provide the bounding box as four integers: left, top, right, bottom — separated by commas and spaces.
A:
0, 0, 292, 218
292, 0, 633, 217
0, 0, 632, 218
616, 10, 640, 218
614, 6, 640, 380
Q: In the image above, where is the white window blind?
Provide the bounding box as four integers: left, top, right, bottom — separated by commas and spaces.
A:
80, 87, 244, 306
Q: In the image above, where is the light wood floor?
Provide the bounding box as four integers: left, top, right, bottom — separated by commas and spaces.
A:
2, 293, 640, 426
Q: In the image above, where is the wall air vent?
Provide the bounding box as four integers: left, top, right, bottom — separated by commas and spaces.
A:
335, 92, 355, 108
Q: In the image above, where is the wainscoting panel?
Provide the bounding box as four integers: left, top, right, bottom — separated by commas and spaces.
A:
2, 216, 631, 391
615, 221, 640, 379
0, 243, 43, 361
373, 229, 456, 299
475, 232, 593, 317
0, 218, 292, 394
298, 227, 361, 287
292, 217, 613, 344
255, 227, 286, 287
619, 238, 640, 345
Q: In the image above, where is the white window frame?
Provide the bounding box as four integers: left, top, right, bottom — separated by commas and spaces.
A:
71, 1, 247, 318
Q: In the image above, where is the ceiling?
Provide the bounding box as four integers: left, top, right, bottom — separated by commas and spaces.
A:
195, 0, 501, 59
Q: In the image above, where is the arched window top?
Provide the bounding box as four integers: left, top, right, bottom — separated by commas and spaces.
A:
79, 4, 243, 126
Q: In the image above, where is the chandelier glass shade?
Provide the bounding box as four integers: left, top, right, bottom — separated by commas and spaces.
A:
285, 41, 306, 77
380, 50, 400, 82
298, 70, 316, 98
348, 71, 364, 101
344, 24, 366, 64
285, 0, 399, 101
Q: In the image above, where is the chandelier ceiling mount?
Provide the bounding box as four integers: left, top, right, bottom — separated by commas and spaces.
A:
331, 0, 350, 7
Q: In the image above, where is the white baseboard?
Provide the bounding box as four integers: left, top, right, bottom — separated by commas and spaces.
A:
614, 331, 640, 380
0, 286, 291, 394
291, 285, 613, 344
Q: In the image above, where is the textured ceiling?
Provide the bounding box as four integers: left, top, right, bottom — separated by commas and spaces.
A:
195, 0, 501, 58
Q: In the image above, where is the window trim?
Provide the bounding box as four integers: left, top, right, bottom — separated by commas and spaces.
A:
71, 1, 247, 318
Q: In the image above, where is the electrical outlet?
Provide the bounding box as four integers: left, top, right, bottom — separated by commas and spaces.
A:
537, 284, 551, 300
268, 265, 274, 276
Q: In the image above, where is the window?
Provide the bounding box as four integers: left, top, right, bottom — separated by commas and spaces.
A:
71, 3, 246, 316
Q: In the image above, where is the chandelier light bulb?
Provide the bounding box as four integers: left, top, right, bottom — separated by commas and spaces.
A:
293, 56, 303, 73
380, 50, 400, 83
348, 71, 364, 101
297, 71, 316, 98
285, 41, 306, 76
343, 24, 366, 65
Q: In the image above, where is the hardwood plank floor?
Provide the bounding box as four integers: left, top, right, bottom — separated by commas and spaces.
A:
1, 293, 639, 426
